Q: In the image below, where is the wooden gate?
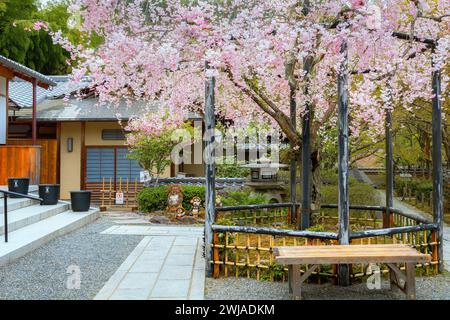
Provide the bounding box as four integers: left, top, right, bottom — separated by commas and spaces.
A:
6, 139, 58, 184
96, 177, 143, 211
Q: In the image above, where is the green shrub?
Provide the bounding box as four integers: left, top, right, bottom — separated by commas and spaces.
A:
395, 178, 432, 196
137, 185, 206, 213
321, 182, 378, 205
181, 185, 206, 211
216, 159, 250, 178
221, 189, 267, 206
137, 186, 169, 212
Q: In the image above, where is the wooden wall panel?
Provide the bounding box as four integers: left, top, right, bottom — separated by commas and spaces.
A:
6, 139, 57, 184
0, 145, 40, 185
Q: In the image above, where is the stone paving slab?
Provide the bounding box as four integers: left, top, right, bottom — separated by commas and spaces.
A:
95, 226, 205, 300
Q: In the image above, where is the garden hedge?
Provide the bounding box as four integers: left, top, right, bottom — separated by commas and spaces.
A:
137, 185, 206, 213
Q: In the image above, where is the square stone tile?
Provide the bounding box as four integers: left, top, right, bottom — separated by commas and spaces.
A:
174, 237, 198, 246
150, 279, 190, 298
118, 272, 158, 289
171, 245, 196, 255
129, 259, 164, 273
165, 254, 194, 266
159, 266, 193, 280
110, 288, 151, 300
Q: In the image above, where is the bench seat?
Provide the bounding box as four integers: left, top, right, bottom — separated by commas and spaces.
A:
274, 244, 431, 300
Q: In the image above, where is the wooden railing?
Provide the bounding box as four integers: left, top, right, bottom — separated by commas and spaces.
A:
211, 204, 440, 281
0, 145, 40, 185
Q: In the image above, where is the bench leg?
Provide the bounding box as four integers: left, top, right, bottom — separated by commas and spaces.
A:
288, 265, 301, 300
405, 263, 416, 300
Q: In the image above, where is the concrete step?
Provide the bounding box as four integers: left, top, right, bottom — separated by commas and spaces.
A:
0, 208, 100, 266
0, 202, 69, 235
0, 198, 37, 213
0, 186, 38, 199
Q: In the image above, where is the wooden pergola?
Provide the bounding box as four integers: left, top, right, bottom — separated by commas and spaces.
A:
203, 33, 444, 284
0, 55, 56, 185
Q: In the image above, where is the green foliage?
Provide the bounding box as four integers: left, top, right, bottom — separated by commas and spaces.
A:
0, 0, 102, 75
127, 123, 194, 181
321, 182, 379, 206
221, 189, 267, 206
395, 178, 433, 195
216, 156, 250, 178
181, 185, 205, 211
0, 0, 73, 74
137, 186, 169, 212
137, 185, 206, 213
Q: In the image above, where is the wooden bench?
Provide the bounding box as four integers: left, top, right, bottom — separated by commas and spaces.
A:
274, 244, 431, 300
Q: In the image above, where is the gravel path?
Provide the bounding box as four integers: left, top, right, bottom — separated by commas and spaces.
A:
205, 275, 450, 300
0, 215, 143, 300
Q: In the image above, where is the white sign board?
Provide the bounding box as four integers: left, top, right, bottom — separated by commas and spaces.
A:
115, 192, 124, 205
140, 170, 150, 182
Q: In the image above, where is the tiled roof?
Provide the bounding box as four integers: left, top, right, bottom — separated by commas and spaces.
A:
0, 55, 56, 87
9, 76, 91, 108
145, 177, 246, 189
9, 74, 203, 121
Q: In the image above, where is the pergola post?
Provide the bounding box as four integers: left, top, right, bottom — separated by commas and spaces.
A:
431, 63, 444, 273
301, 102, 312, 230
290, 86, 297, 224
204, 62, 216, 277
337, 39, 350, 286
300, 0, 312, 230
32, 78, 37, 144
384, 109, 394, 228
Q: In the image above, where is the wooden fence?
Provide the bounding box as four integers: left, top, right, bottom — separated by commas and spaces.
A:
0, 145, 40, 185
211, 205, 439, 282
7, 139, 58, 184
88, 177, 143, 211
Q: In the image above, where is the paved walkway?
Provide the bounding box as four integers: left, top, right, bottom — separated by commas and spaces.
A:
95, 225, 205, 300
377, 190, 450, 271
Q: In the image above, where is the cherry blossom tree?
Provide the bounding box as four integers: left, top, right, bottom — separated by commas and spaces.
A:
53, 0, 449, 208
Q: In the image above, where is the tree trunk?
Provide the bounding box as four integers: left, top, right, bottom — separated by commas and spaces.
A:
311, 149, 322, 225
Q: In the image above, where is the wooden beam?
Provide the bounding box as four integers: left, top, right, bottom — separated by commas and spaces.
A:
431, 61, 444, 273
350, 223, 438, 239
32, 78, 37, 144
301, 0, 312, 230
0, 65, 14, 79
204, 61, 216, 277
80, 122, 86, 190
337, 39, 350, 286
212, 224, 338, 240
289, 84, 297, 225
385, 109, 394, 228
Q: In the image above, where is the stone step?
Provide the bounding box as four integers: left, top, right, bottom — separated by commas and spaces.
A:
0, 202, 70, 235
0, 198, 37, 213
0, 186, 38, 199
0, 208, 99, 266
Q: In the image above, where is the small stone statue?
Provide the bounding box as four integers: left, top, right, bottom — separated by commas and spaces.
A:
176, 207, 186, 220
190, 196, 202, 218
167, 185, 184, 214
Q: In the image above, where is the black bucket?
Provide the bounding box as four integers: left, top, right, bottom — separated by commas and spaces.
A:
39, 184, 60, 205
70, 191, 92, 212
8, 178, 30, 198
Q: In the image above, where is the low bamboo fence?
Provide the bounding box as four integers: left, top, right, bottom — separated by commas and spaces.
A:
211, 204, 439, 283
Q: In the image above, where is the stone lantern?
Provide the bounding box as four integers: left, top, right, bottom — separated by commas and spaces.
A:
240, 157, 288, 203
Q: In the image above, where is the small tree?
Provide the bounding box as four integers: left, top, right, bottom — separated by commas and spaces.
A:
126, 110, 195, 185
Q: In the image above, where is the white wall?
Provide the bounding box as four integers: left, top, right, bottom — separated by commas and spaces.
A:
0, 77, 7, 145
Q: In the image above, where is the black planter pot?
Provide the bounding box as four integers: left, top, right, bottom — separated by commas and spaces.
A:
39, 184, 60, 205
70, 191, 92, 212
8, 178, 30, 198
